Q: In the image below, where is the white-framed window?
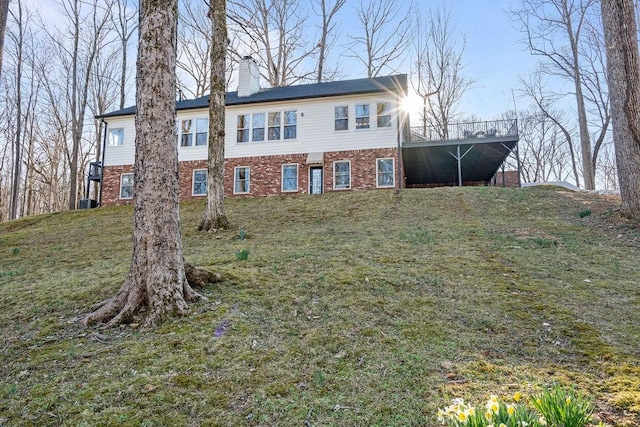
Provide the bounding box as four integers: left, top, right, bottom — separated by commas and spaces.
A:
377, 102, 392, 128
180, 119, 193, 147
252, 113, 265, 142
237, 114, 250, 143
192, 169, 208, 196
376, 158, 395, 188
282, 164, 298, 192
333, 160, 351, 190
334, 106, 349, 131
284, 110, 297, 139
120, 173, 134, 199
356, 104, 370, 129
268, 112, 281, 140
195, 118, 208, 146
234, 166, 250, 194
108, 128, 124, 147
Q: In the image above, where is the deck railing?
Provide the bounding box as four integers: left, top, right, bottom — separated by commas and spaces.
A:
409, 119, 518, 142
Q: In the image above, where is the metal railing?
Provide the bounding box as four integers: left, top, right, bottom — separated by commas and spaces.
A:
409, 119, 518, 142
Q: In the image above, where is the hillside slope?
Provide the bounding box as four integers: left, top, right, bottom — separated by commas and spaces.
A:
1, 187, 638, 426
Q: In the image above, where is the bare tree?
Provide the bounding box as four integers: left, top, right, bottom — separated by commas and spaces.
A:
228, 0, 316, 87
411, 4, 473, 139
0, 0, 9, 79
347, 0, 410, 78
512, 0, 606, 189
83, 0, 203, 328
312, 0, 345, 83
601, 0, 640, 218
111, 0, 136, 109
44, 0, 113, 210
519, 71, 581, 185
199, 0, 230, 231
177, 0, 212, 98
8, 0, 24, 220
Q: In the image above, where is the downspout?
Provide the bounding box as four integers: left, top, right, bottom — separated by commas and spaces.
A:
396, 100, 405, 190
99, 118, 108, 206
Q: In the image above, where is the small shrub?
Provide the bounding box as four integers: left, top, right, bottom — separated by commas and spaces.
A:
531, 384, 594, 427
11, 247, 20, 255
237, 229, 247, 240
578, 209, 592, 218
235, 248, 250, 261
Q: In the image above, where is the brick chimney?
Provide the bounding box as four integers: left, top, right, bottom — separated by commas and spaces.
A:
238, 56, 260, 97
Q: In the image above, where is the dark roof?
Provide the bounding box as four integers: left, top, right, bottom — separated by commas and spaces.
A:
98, 74, 408, 119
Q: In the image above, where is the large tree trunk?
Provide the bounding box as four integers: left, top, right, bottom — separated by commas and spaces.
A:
601, 0, 640, 218
83, 0, 201, 328
199, 0, 229, 231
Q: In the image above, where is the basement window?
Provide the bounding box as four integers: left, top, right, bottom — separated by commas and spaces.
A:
192, 169, 207, 196
282, 164, 298, 192
333, 160, 351, 190
234, 166, 250, 194
376, 158, 395, 187
120, 173, 134, 199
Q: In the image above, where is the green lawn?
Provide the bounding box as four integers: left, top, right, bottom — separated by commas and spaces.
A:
1, 186, 638, 426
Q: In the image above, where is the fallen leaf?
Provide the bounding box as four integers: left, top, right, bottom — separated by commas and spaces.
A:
142, 384, 156, 393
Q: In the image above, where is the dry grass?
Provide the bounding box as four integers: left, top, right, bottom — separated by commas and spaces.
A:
0, 186, 638, 426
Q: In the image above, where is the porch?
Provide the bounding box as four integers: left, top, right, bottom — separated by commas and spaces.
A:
402, 119, 520, 187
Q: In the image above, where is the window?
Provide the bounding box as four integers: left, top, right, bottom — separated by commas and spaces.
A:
376, 158, 395, 187
181, 120, 193, 147
108, 128, 124, 147
334, 106, 349, 131
252, 113, 265, 142
356, 104, 370, 129
195, 118, 208, 146
268, 112, 281, 140
237, 114, 250, 142
120, 173, 134, 199
234, 166, 250, 194
192, 169, 207, 196
333, 160, 351, 190
282, 164, 298, 192
284, 110, 297, 139
377, 102, 392, 128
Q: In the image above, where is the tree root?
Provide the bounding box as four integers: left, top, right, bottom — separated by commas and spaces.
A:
81, 264, 221, 329
184, 262, 222, 288
198, 215, 230, 231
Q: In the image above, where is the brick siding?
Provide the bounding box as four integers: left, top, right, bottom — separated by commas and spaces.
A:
101, 148, 398, 205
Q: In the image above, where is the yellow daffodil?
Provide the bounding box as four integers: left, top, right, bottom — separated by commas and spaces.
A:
566, 397, 572, 405
468, 407, 475, 416
485, 411, 493, 420
499, 423, 507, 427
457, 411, 467, 422
507, 404, 515, 416
513, 391, 522, 402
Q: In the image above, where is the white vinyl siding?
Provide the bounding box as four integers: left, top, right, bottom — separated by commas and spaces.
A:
333, 160, 351, 190
376, 158, 395, 187
104, 92, 400, 166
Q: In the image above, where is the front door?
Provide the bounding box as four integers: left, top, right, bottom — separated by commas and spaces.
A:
309, 167, 323, 194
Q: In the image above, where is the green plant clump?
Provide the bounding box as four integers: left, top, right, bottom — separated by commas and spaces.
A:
578, 209, 592, 218
532, 385, 595, 427
235, 248, 250, 261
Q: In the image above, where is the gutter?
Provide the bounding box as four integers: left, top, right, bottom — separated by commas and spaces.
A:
99, 118, 107, 206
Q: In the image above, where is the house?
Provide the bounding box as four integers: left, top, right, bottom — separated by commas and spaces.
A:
92, 57, 521, 208
96, 57, 409, 205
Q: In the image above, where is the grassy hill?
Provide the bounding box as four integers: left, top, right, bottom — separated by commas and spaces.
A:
1, 186, 639, 426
